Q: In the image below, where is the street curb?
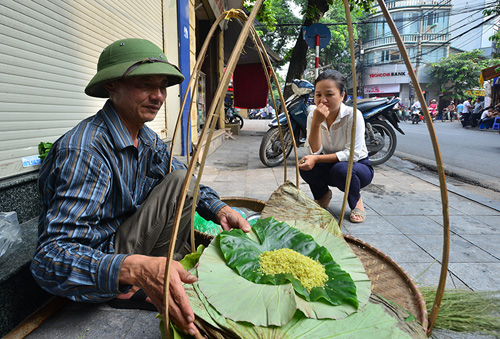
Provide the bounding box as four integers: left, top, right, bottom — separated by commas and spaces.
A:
394, 151, 500, 193
393, 151, 500, 212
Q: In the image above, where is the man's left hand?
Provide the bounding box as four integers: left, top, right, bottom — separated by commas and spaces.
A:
216, 206, 251, 233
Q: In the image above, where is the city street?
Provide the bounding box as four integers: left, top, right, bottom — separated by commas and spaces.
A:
395, 120, 500, 193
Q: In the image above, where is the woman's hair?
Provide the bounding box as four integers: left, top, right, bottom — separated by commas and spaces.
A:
315, 69, 346, 95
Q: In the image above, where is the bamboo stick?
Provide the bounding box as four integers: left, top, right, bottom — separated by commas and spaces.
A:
339, 0, 358, 229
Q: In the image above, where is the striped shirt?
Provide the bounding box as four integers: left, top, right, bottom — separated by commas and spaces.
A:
31, 100, 226, 302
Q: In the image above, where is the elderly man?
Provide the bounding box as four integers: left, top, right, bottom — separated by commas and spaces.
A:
31, 38, 249, 337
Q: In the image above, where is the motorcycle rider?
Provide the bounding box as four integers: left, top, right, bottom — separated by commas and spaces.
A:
298, 70, 374, 223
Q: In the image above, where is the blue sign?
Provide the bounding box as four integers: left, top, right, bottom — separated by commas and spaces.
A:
22, 155, 41, 168
303, 23, 331, 49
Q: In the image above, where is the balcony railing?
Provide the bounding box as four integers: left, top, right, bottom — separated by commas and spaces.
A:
372, 0, 452, 12
363, 33, 450, 50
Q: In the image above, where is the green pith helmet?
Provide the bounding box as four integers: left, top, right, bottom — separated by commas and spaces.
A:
85, 38, 184, 98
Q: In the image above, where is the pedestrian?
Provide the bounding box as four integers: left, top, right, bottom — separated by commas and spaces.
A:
461, 97, 472, 127
445, 101, 456, 121
30, 38, 250, 337
298, 69, 374, 223
429, 99, 438, 120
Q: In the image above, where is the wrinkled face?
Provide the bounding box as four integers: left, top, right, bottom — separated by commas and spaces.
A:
314, 79, 345, 114
106, 75, 168, 126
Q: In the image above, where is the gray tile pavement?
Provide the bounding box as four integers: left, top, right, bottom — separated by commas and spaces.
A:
21, 119, 500, 339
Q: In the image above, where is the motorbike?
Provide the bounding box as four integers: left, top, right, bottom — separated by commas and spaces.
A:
225, 108, 244, 129
259, 79, 405, 167
259, 79, 312, 167
411, 108, 423, 124
347, 97, 404, 166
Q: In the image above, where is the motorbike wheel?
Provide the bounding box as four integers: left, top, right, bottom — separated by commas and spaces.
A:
259, 127, 293, 167
234, 115, 244, 129
366, 120, 397, 166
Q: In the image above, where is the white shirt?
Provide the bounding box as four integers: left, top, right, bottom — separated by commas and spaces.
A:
305, 103, 368, 162
463, 100, 471, 113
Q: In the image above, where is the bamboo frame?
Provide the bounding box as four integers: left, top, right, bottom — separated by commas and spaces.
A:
164, 1, 449, 338
161, 2, 264, 338
375, 1, 450, 336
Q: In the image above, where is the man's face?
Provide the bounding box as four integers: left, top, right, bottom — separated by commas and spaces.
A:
106, 75, 168, 126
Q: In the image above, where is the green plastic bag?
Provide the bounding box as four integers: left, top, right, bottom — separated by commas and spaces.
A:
194, 212, 223, 236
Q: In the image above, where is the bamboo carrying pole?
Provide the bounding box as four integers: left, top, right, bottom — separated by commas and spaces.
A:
161, 2, 264, 338
338, 0, 358, 229
375, 0, 450, 335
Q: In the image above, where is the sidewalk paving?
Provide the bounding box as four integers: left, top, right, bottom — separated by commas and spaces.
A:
22, 119, 500, 339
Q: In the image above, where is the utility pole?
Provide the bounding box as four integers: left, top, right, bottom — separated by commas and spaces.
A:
413, 16, 437, 105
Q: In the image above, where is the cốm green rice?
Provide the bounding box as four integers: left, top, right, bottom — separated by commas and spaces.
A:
258, 248, 329, 291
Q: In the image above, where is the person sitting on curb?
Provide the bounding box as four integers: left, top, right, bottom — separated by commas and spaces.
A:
479, 106, 500, 129
298, 70, 374, 223
30, 38, 250, 337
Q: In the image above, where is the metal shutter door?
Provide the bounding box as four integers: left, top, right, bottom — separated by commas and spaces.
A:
0, 0, 170, 179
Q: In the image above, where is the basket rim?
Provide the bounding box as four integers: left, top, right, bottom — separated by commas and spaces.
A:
344, 234, 428, 331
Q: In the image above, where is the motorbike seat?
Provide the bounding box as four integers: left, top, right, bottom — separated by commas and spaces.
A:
346, 98, 389, 112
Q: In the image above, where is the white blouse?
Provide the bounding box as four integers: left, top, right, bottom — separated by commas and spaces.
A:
304, 102, 369, 162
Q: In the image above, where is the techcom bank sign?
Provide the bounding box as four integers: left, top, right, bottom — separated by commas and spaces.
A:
369, 71, 409, 78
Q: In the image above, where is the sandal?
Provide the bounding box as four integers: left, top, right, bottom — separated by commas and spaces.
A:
350, 208, 366, 223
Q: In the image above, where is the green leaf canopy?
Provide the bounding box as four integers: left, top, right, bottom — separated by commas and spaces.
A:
219, 217, 358, 308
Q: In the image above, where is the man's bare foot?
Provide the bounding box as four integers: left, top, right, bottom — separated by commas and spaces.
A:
315, 189, 332, 208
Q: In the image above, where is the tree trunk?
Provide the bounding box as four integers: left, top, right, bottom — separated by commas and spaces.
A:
283, 0, 330, 99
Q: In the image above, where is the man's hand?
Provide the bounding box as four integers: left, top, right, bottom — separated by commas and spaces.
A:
216, 205, 251, 232
119, 255, 199, 336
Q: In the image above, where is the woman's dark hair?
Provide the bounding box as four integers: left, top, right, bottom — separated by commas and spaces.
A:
315, 69, 346, 95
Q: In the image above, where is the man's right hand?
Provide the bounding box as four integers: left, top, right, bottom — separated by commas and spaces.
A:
119, 255, 199, 336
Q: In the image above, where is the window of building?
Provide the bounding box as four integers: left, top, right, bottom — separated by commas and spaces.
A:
421, 47, 447, 63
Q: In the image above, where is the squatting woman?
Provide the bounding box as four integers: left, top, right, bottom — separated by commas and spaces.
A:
298, 70, 374, 223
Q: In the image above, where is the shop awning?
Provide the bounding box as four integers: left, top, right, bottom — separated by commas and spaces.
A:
480, 64, 500, 86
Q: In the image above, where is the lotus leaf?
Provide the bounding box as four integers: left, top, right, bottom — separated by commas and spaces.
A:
219, 217, 357, 308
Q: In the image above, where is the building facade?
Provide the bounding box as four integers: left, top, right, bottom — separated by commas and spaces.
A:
361, 0, 452, 108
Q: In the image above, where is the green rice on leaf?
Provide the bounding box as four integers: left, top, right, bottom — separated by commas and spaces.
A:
219, 217, 358, 309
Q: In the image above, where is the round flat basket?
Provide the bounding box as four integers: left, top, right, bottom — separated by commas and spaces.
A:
221, 196, 266, 212
344, 234, 428, 330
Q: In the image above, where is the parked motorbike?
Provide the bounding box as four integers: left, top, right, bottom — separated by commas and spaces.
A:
259, 79, 405, 167
225, 108, 244, 129
259, 79, 313, 167
346, 97, 404, 166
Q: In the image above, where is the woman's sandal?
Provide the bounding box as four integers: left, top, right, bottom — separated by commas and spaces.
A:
350, 208, 366, 223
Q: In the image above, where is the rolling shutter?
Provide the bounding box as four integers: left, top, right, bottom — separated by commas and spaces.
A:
0, 0, 177, 179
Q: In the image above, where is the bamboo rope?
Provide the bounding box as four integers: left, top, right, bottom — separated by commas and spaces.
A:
161, 2, 264, 338
338, 0, 358, 229
248, 25, 301, 186
167, 12, 224, 173
376, 0, 450, 335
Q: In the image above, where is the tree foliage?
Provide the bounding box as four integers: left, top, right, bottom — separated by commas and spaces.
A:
245, 0, 374, 98
427, 50, 500, 100
483, 2, 500, 56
